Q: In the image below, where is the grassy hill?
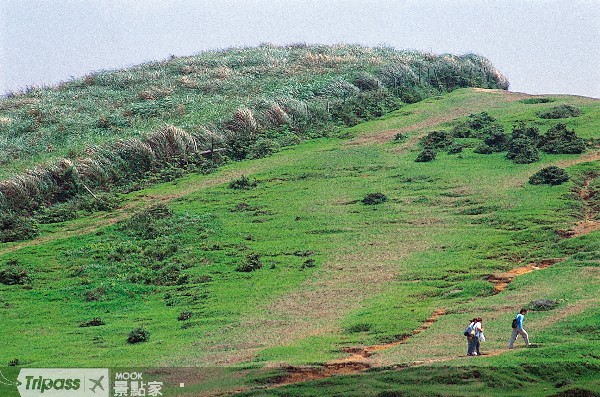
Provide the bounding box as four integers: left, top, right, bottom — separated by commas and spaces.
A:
1, 47, 600, 397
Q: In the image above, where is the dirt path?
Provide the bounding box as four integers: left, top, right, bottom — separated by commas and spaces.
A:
249, 257, 562, 393
486, 258, 563, 294
558, 171, 600, 238
346, 89, 531, 147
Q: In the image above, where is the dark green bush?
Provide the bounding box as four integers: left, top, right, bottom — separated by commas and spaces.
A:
236, 253, 263, 272
481, 124, 508, 152
529, 166, 569, 185
248, 138, 279, 159
362, 192, 388, 205
0, 213, 38, 242
520, 97, 553, 104
228, 175, 257, 190
392, 133, 407, 143
539, 124, 586, 154
346, 323, 372, 333
506, 138, 540, 164
539, 104, 581, 119
353, 72, 382, 91
178, 311, 193, 321
421, 130, 454, 150
79, 317, 106, 327
467, 112, 496, 130
473, 143, 494, 154
127, 327, 150, 344
451, 123, 471, 138
447, 143, 464, 154
0, 259, 31, 285
415, 149, 437, 162
511, 123, 541, 147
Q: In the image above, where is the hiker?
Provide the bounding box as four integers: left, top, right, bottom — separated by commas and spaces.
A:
465, 318, 477, 356
508, 308, 530, 348
473, 318, 484, 356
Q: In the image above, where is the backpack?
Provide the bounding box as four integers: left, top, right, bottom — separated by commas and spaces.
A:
464, 323, 474, 336
511, 318, 518, 329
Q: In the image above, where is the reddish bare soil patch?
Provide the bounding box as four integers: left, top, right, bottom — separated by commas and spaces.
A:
486, 258, 563, 294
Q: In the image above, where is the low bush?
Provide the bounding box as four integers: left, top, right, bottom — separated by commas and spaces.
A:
127, 327, 150, 344
415, 149, 436, 162
473, 143, 494, 154
539, 104, 581, 119
520, 97, 553, 104
481, 125, 508, 152
392, 133, 407, 143
122, 204, 173, 239
362, 192, 388, 205
0, 213, 38, 242
539, 124, 586, 154
467, 112, 496, 130
79, 317, 106, 327
178, 311, 193, 321
228, 175, 257, 190
236, 253, 263, 272
346, 323, 372, 333
528, 299, 559, 311
447, 143, 464, 154
529, 166, 570, 185
421, 130, 453, 150
506, 138, 540, 164
85, 286, 108, 302
0, 259, 31, 285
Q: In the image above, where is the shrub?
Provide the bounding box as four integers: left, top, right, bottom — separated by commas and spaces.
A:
362, 193, 388, 205
228, 175, 257, 190
178, 311, 193, 321
123, 204, 173, 239
79, 317, 106, 327
300, 259, 316, 270
467, 112, 496, 130
236, 253, 263, 272
511, 123, 541, 147
539, 124, 586, 154
0, 259, 31, 285
353, 72, 382, 91
421, 130, 453, 150
447, 143, 464, 154
520, 97, 553, 104
346, 323, 371, 333
473, 143, 494, 154
451, 123, 471, 138
393, 133, 407, 143
539, 104, 581, 119
127, 327, 150, 344
84, 286, 107, 302
529, 166, 569, 185
528, 299, 559, 311
506, 138, 540, 164
415, 149, 436, 162
481, 125, 508, 152
0, 213, 38, 242
248, 138, 279, 159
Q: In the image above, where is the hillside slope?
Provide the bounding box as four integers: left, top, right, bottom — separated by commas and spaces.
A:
1, 88, 599, 397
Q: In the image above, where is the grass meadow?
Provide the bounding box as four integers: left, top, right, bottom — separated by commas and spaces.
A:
0, 87, 599, 396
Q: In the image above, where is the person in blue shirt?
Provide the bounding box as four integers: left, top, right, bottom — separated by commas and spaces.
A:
508, 308, 530, 348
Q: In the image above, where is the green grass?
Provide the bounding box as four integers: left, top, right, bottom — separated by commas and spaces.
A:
0, 88, 599, 397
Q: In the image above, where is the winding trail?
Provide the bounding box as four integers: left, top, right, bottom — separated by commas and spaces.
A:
244, 258, 563, 393
558, 172, 600, 238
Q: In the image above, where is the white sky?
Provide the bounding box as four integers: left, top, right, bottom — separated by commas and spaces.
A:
1, 0, 599, 97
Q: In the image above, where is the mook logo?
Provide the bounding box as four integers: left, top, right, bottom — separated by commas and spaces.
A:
16, 369, 109, 397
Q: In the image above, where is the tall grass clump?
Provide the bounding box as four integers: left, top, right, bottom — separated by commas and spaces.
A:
0, 44, 509, 216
